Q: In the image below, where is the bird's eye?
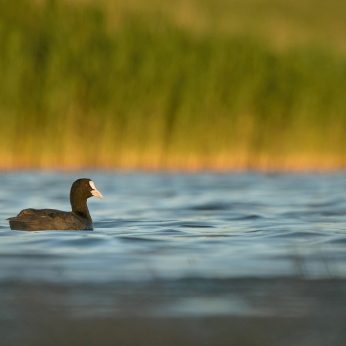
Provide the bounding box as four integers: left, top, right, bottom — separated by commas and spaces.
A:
84, 183, 89, 188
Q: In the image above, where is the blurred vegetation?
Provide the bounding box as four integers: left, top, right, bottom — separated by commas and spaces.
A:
1, 0, 346, 170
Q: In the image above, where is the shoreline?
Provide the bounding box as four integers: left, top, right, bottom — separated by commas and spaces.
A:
0, 155, 346, 173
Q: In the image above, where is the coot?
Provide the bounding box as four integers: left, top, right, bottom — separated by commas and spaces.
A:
8, 178, 103, 231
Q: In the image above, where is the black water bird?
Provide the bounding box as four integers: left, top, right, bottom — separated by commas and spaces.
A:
8, 178, 103, 231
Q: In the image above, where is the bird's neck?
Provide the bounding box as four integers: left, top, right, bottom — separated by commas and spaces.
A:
70, 195, 91, 221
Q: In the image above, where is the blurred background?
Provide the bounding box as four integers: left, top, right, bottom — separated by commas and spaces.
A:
1, 0, 346, 171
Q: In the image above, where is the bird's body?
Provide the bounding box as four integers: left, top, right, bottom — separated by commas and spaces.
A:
7, 178, 103, 231
8, 208, 93, 231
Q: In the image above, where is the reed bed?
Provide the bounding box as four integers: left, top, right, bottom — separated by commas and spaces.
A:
1, 0, 346, 171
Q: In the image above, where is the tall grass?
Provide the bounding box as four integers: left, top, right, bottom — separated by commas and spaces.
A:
1, 0, 346, 170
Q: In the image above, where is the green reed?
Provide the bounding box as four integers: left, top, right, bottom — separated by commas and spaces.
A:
1, 0, 346, 169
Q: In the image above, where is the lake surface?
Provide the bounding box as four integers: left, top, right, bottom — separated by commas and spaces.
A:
1, 172, 346, 345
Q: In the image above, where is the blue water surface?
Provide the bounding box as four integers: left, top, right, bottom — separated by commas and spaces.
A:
0, 171, 346, 346
1, 172, 346, 338
1, 172, 346, 283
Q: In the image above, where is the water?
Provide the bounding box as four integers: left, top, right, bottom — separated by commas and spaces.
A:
1, 172, 346, 345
